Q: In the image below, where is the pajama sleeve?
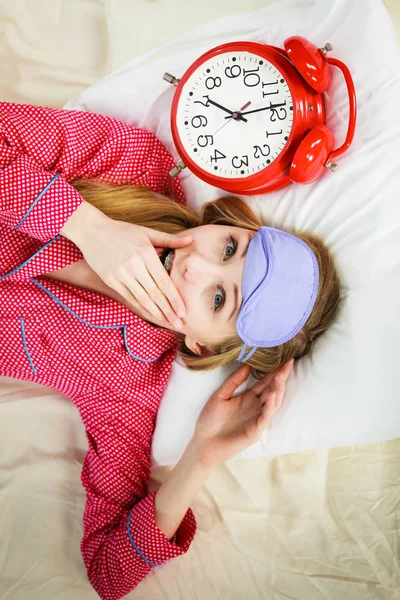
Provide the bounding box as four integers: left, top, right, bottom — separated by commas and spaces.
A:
0, 102, 184, 243
78, 389, 196, 600
0, 103, 196, 598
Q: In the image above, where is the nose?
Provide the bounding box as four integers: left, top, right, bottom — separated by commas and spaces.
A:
182, 251, 218, 282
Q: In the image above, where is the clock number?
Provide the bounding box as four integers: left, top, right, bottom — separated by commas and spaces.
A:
243, 67, 260, 88
265, 129, 283, 138
225, 65, 241, 78
253, 144, 271, 159
191, 115, 208, 128
232, 155, 249, 169
197, 134, 214, 147
262, 80, 279, 97
210, 149, 227, 163
194, 95, 210, 108
205, 76, 222, 90
269, 100, 287, 123
270, 107, 287, 122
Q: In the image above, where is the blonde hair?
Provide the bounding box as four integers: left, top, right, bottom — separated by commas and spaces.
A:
71, 178, 341, 379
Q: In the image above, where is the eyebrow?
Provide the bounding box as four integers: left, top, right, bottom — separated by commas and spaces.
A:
228, 233, 252, 322
241, 232, 252, 258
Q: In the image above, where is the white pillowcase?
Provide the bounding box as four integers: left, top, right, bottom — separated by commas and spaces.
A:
65, 0, 400, 466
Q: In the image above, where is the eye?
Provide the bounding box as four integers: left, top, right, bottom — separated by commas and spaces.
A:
208, 234, 237, 314
209, 286, 225, 313
214, 288, 224, 310
223, 235, 237, 261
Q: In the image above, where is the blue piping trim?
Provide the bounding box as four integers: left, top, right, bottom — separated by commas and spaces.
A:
0, 235, 60, 281
121, 327, 159, 362
127, 508, 166, 567
30, 278, 159, 363
15, 173, 61, 230
20, 317, 37, 375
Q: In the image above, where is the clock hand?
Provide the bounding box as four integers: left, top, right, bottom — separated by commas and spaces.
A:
224, 102, 287, 118
212, 118, 233, 137
207, 97, 248, 123
231, 100, 251, 120
212, 101, 252, 136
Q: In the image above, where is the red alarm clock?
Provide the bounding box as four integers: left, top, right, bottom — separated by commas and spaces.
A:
163, 37, 356, 195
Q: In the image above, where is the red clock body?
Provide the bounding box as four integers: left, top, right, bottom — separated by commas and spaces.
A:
166, 37, 356, 195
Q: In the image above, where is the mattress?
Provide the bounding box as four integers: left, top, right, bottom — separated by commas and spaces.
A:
0, 1, 399, 599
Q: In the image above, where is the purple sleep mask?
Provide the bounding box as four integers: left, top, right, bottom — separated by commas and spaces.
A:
236, 227, 319, 363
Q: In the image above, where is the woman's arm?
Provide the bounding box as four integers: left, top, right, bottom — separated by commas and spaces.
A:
74, 362, 291, 600
0, 102, 189, 325
155, 360, 293, 540
155, 437, 213, 540
79, 388, 197, 600
0, 102, 183, 242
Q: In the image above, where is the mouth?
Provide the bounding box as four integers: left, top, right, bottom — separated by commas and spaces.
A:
159, 249, 175, 275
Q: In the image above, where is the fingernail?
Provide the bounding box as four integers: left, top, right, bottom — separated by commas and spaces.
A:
173, 319, 183, 330
177, 308, 185, 318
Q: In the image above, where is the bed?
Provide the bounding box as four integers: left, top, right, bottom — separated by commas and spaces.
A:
0, 1, 399, 599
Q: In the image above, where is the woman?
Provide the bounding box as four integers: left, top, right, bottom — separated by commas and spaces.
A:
0, 102, 340, 600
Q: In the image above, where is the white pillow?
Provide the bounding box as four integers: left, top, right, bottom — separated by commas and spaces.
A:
65, 0, 400, 466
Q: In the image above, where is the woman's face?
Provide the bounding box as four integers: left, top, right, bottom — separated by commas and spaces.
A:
167, 224, 256, 356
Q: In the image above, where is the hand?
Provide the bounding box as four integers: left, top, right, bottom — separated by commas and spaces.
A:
193, 359, 294, 468
61, 201, 192, 328
212, 101, 252, 136
224, 101, 287, 119
207, 97, 248, 122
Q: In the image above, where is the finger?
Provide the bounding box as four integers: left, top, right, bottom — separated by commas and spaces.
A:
143, 248, 187, 320
282, 357, 294, 374
276, 358, 294, 383
261, 377, 285, 417
258, 377, 286, 430
214, 365, 251, 401
252, 358, 293, 396
270, 376, 286, 413
149, 230, 193, 249
122, 259, 183, 328
251, 371, 276, 396
118, 287, 157, 320
111, 278, 170, 327
257, 389, 277, 430
108, 279, 160, 318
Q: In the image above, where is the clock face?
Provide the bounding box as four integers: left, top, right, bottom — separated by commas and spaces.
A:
175, 50, 294, 179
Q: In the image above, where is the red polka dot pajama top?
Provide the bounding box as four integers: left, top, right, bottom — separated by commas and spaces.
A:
0, 102, 196, 600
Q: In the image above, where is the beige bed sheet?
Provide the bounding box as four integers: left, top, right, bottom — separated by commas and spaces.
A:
0, 1, 399, 599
